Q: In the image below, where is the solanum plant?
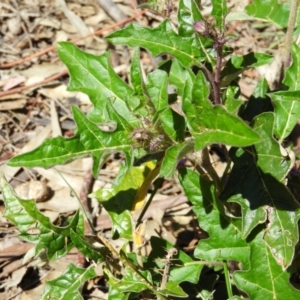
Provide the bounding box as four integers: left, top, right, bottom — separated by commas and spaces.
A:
2, 0, 300, 299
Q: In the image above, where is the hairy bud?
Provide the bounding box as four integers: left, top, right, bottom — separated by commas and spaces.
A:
194, 21, 207, 35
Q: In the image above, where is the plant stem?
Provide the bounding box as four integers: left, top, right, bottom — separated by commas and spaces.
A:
213, 32, 225, 104
136, 177, 164, 228
186, 152, 207, 177
55, 168, 96, 235
215, 45, 223, 84
159, 248, 178, 290
185, 261, 224, 267
186, 148, 222, 194
98, 233, 162, 297
220, 157, 232, 188
223, 260, 233, 298
283, 0, 298, 70
200, 64, 221, 105
201, 147, 222, 194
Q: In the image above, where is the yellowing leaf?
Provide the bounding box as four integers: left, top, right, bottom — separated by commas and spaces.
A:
132, 161, 161, 211
92, 161, 160, 239
133, 222, 146, 247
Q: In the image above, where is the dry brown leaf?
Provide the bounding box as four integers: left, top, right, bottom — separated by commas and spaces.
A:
14, 181, 51, 203
20, 63, 65, 85
39, 85, 90, 105
3, 76, 26, 91
85, 11, 107, 26
56, 0, 92, 45
38, 17, 61, 30
0, 99, 26, 110
50, 100, 62, 137
37, 189, 79, 214
7, 265, 28, 288
19, 268, 62, 300
0, 125, 52, 181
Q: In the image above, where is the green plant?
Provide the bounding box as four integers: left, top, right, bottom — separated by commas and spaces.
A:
2, 0, 300, 299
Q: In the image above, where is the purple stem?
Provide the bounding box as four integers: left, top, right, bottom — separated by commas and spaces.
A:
215, 45, 223, 84
200, 64, 221, 105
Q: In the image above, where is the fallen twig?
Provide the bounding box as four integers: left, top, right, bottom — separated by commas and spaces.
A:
0, 69, 68, 98
0, 10, 146, 69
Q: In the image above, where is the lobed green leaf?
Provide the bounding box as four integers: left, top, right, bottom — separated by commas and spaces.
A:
223, 85, 243, 115
106, 20, 201, 67
107, 285, 130, 300
268, 90, 300, 142
160, 140, 194, 178
130, 48, 153, 116
41, 264, 96, 300
8, 106, 133, 177
221, 52, 273, 87
1, 174, 84, 260
178, 168, 250, 267
183, 72, 261, 150
245, 0, 290, 28
211, 0, 228, 29
240, 77, 272, 122
57, 42, 139, 126
158, 281, 187, 297
168, 58, 190, 96
112, 267, 153, 293
146, 69, 186, 142
177, 0, 204, 37
234, 230, 300, 299
70, 230, 106, 263
283, 43, 300, 91
221, 113, 300, 267
92, 164, 156, 239
149, 236, 203, 285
